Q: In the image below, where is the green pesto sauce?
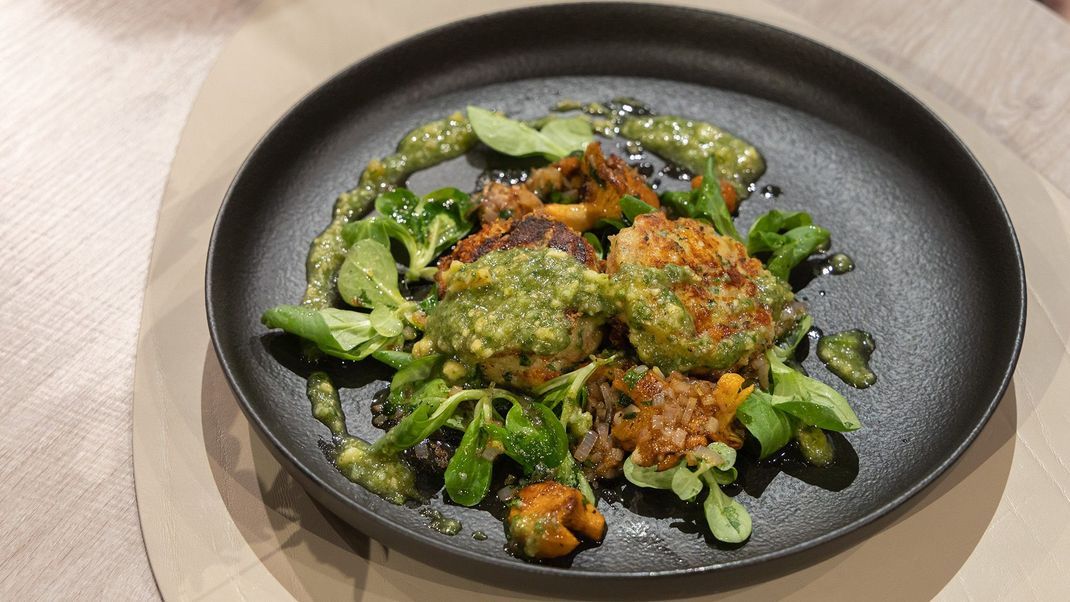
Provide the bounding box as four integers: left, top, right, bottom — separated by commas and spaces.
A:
301, 113, 476, 309
333, 438, 420, 505
308, 371, 347, 437
619, 115, 765, 198
472, 530, 488, 541
420, 508, 462, 536
425, 248, 613, 362
306, 372, 419, 505
611, 263, 792, 373
817, 329, 877, 388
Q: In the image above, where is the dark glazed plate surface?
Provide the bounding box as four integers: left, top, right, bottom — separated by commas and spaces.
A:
205, 3, 1024, 591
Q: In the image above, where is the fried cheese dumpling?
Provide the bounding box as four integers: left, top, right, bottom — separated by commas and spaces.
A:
427, 216, 611, 389
507, 481, 606, 559
608, 212, 793, 374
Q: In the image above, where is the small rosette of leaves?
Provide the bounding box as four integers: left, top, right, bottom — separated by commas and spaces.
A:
342, 187, 475, 282
734, 315, 862, 466
262, 236, 419, 361
746, 209, 830, 281
624, 443, 751, 543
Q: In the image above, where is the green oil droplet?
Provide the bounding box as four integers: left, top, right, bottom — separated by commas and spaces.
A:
828, 253, 854, 274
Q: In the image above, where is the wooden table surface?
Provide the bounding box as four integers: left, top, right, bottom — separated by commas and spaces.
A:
2, 0, 1068, 598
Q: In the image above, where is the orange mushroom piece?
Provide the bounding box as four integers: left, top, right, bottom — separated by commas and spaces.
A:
506, 481, 606, 559
537, 142, 659, 231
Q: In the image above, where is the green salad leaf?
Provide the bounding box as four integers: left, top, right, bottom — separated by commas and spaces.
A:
369, 349, 413, 371
261, 305, 401, 361
467, 106, 592, 160
337, 238, 406, 309
767, 349, 861, 432
736, 389, 794, 459
619, 194, 657, 224
659, 156, 742, 241
623, 443, 750, 543
582, 232, 605, 260
538, 116, 595, 155
385, 353, 446, 406
746, 209, 830, 281
622, 455, 677, 489
499, 401, 569, 473
371, 386, 483, 455
701, 472, 752, 543
369, 305, 404, 337
746, 209, 813, 254
444, 396, 495, 506
534, 356, 614, 442
340, 218, 390, 249
766, 225, 830, 281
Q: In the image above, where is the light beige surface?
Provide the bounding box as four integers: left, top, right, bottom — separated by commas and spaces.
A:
129, 0, 1070, 600
4, 0, 1070, 599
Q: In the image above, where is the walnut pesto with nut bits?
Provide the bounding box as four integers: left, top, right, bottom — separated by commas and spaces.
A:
260, 99, 870, 564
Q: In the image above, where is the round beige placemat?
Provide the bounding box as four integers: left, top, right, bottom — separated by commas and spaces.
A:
132, 0, 1070, 599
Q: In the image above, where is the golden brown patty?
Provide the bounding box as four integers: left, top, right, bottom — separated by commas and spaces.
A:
607, 212, 793, 374
435, 214, 600, 296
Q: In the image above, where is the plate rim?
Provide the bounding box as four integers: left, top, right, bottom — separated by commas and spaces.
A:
204, 1, 1027, 583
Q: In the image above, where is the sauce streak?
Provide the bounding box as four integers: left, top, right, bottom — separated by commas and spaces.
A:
301, 113, 476, 309
618, 115, 765, 199
421, 507, 462, 536
307, 372, 420, 505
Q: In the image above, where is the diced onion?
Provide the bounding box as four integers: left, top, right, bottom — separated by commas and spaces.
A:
751, 354, 770, 392
681, 396, 698, 424
670, 428, 687, 447
600, 383, 620, 407
705, 417, 720, 436
670, 379, 690, 395
574, 430, 598, 462
497, 486, 515, 501
663, 404, 681, 425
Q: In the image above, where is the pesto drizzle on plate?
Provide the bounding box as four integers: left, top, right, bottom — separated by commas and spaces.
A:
301, 113, 476, 309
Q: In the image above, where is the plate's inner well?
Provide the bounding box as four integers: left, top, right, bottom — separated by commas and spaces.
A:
207, 5, 1022, 582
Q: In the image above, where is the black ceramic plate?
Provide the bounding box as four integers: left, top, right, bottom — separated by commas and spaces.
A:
206, 3, 1024, 594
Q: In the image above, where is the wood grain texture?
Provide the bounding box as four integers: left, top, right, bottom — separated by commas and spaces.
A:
2, 0, 1068, 598
770, 0, 1070, 195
